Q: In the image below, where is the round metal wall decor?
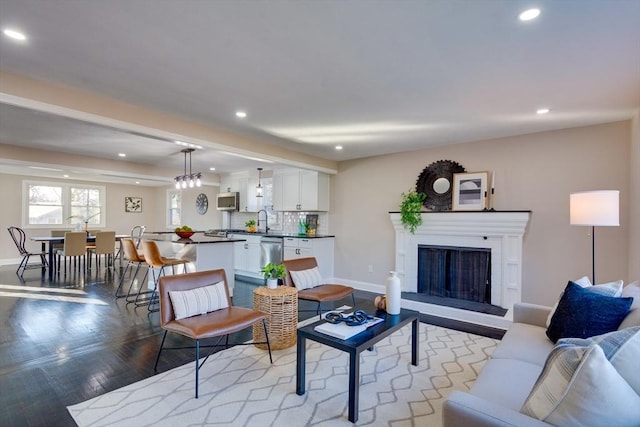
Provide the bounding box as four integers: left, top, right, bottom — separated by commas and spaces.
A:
196, 193, 208, 215
415, 160, 465, 211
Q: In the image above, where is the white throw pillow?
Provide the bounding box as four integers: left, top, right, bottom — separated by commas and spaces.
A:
169, 281, 229, 320
545, 276, 624, 327
521, 331, 640, 426
618, 280, 640, 330
290, 267, 323, 290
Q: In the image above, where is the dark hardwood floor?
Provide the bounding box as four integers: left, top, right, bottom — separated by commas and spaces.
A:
0, 262, 503, 427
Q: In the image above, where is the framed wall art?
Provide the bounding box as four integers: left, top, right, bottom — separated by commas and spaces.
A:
125, 196, 142, 213
452, 172, 488, 211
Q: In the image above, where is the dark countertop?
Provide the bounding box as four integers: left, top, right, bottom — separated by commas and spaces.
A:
221, 231, 335, 239
143, 234, 245, 244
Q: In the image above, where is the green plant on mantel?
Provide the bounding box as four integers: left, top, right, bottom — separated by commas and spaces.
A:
400, 189, 426, 234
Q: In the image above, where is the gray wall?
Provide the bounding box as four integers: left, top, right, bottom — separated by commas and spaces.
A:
330, 120, 635, 306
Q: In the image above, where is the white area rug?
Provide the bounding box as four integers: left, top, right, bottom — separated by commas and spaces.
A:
68, 323, 498, 426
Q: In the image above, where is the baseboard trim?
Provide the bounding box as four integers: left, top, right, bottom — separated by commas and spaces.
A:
335, 277, 511, 330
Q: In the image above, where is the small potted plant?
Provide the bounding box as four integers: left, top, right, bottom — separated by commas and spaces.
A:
67, 211, 101, 233
400, 189, 426, 234
261, 262, 286, 289
245, 219, 257, 233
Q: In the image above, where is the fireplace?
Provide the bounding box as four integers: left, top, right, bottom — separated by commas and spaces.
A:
390, 211, 530, 326
417, 245, 491, 303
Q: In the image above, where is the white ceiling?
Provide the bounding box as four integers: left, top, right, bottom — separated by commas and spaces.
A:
0, 0, 639, 183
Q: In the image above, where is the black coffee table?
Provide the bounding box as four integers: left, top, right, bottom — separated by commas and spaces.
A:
296, 306, 420, 423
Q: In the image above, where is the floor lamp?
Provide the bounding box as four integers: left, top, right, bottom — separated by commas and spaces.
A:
569, 190, 620, 284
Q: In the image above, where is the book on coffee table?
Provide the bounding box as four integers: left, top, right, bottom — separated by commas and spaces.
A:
313, 313, 383, 340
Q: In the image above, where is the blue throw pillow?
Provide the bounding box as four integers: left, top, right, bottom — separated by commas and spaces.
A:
546, 281, 633, 343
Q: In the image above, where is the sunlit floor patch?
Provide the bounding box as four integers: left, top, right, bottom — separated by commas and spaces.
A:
0, 291, 107, 305
0, 284, 88, 294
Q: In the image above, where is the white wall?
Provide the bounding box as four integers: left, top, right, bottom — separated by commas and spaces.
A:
629, 110, 640, 281
330, 121, 634, 306
0, 173, 223, 261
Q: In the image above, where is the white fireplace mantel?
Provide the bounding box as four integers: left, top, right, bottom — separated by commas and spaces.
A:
390, 211, 530, 326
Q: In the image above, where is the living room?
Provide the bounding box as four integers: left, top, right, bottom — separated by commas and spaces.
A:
1, 1, 639, 426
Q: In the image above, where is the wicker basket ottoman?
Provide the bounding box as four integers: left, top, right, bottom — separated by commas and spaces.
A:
253, 286, 298, 350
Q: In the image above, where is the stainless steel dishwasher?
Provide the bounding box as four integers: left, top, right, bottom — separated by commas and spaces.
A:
260, 237, 283, 267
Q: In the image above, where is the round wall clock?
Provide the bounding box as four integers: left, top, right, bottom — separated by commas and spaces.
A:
196, 193, 208, 215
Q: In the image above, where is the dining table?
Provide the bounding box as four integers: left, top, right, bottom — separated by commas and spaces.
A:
31, 234, 129, 280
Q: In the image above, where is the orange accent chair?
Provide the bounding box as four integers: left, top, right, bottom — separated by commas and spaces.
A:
153, 269, 272, 398
282, 257, 355, 315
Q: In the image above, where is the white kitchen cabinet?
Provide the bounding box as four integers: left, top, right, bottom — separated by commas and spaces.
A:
283, 237, 334, 279
229, 234, 262, 277
220, 172, 261, 212
273, 169, 329, 211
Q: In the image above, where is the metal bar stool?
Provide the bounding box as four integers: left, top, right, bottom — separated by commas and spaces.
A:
138, 240, 189, 312
116, 239, 149, 300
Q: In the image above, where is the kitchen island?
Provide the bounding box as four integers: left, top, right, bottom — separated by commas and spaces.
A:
143, 232, 246, 295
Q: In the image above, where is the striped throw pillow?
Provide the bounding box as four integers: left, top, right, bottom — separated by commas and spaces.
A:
521, 327, 640, 425
290, 267, 323, 290
169, 281, 229, 320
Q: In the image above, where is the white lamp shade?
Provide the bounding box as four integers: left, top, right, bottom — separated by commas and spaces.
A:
570, 190, 620, 226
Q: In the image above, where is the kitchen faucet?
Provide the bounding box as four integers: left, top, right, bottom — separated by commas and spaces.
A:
257, 209, 269, 233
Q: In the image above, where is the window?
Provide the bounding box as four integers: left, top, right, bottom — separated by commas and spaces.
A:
28, 184, 63, 225
168, 190, 181, 228
23, 181, 105, 228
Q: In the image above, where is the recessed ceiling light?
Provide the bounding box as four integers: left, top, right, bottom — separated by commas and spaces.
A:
63, 174, 69, 178
3, 28, 27, 41
236, 111, 247, 118
519, 8, 540, 21
118, 153, 126, 157
209, 167, 216, 171
335, 145, 343, 150
536, 108, 550, 114
135, 181, 140, 184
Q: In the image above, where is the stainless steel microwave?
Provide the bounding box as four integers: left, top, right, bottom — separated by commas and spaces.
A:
216, 192, 239, 211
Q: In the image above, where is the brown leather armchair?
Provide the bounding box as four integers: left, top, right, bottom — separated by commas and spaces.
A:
282, 257, 355, 315
153, 269, 272, 398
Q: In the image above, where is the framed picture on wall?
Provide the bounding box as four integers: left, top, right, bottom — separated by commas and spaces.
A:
125, 196, 142, 213
452, 172, 488, 211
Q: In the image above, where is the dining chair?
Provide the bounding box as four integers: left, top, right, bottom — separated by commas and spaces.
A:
115, 238, 149, 300
50, 229, 72, 252
153, 269, 272, 398
86, 231, 116, 270
56, 231, 88, 276
7, 226, 48, 277
138, 240, 190, 312
131, 225, 146, 248
282, 257, 355, 315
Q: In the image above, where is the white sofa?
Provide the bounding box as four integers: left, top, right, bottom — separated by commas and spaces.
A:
443, 282, 640, 427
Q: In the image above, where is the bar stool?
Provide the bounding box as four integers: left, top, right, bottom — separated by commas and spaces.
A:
56, 232, 87, 276
116, 239, 148, 300
138, 240, 190, 312
115, 225, 145, 266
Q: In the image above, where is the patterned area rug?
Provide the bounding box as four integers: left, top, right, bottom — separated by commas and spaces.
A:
68, 323, 498, 426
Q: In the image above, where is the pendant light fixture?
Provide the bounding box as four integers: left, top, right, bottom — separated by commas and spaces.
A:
174, 148, 202, 189
256, 167, 264, 197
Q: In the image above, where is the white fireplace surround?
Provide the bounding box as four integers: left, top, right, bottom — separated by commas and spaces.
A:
390, 211, 530, 327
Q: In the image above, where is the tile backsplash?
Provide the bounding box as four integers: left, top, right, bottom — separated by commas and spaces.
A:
231, 211, 328, 234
